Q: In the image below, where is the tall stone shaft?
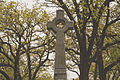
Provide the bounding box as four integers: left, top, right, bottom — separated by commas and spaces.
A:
54, 32, 66, 80
47, 10, 74, 80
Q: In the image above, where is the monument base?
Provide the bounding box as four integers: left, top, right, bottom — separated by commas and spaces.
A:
54, 68, 67, 80
54, 73, 66, 80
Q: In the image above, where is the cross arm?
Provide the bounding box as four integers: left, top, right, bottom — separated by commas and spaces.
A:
47, 22, 54, 30
47, 21, 58, 33
68, 21, 74, 30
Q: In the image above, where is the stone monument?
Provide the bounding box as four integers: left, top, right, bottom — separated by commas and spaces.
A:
47, 10, 74, 80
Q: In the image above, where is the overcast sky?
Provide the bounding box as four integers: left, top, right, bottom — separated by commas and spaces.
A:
7, 0, 34, 8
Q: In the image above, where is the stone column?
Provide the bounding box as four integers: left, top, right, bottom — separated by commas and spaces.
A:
47, 10, 74, 80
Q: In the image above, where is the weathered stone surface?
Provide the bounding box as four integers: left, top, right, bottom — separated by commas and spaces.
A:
47, 10, 74, 80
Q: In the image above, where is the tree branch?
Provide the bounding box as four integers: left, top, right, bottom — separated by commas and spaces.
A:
102, 40, 120, 50
104, 58, 120, 74
107, 17, 120, 27
0, 51, 14, 63
57, 0, 74, 20
0, 63, 14, 68
32, 52, 49, 80
2, 42, 15, 58
65, 48, 80, 55
0, 70, 11, 80
98, 0, 114, 20
67, 66, 80, 76
72, 0, 81, 19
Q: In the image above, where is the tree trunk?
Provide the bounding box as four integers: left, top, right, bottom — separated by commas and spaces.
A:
79, 54, 90, 80
14, 56, 22, 80
97, 51, 106, 80
14, 37, 22, 80
94, 63, 97, 80
27, 52, 31, 80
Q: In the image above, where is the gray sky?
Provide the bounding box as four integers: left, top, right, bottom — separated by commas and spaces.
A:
7, 0, 35, 8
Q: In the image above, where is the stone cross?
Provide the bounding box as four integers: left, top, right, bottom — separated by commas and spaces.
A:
47, 10, 74, 80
